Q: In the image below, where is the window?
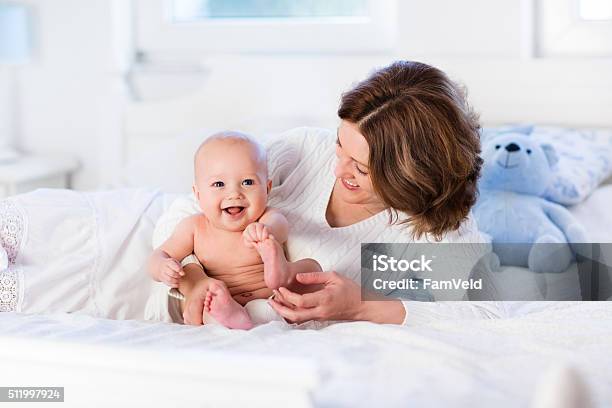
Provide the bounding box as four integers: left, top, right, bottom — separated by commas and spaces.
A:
578, 0, 612, 20
171, 0, 369, 21
134, 0, 396, 55
538, 0, 612, 57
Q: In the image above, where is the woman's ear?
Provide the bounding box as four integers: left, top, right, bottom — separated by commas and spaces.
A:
267, 180, 272, 194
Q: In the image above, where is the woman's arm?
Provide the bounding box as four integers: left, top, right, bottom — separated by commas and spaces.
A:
356, 300, 407, 325
269, 270, 502, 325
268, 271, 406, 324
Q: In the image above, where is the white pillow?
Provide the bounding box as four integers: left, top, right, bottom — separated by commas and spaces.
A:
569, 184, 612, 243
482, 125, 612, 205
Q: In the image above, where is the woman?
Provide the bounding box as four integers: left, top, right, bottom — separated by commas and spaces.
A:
152, 60, 503, 326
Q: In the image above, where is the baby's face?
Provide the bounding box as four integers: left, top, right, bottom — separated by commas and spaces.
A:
193, 139, 270, 232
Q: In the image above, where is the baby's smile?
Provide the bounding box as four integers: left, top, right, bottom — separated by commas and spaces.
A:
222, 206, 246, 217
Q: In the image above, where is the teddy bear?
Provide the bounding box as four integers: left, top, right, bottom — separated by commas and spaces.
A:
473, 133, 587, 273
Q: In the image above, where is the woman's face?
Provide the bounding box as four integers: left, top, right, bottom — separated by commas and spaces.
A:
334, 120, 384, 211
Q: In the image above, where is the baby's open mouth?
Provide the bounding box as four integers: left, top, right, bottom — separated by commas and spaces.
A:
223, 206, 245, 216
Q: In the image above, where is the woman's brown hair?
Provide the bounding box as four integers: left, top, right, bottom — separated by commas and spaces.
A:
338, 60, 482, 240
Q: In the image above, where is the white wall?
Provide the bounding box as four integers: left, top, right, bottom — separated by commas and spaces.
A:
395, 0, 612, 126
1, 0, 114, 189
2, 0, 611, 190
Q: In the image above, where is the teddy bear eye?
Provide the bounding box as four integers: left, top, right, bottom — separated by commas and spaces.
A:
495, 145, 501, 150
526, 149, 532, 154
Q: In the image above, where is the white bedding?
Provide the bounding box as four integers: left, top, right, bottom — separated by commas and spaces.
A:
2, 187, 612, 407
1, 302, 611, 407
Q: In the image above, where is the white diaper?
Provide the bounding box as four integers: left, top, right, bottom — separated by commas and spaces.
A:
244, 298, 286, 325
143, 282, 183, 323
203, 298, 286, 327
145, 285, 285, 327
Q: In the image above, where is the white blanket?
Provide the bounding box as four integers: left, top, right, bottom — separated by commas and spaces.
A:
3, 187, 609, 319
1, 188, 177, 319
1, 188, 612, 406
1, 302, 611, 407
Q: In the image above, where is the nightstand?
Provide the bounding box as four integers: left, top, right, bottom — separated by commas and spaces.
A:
0, 154, 80, 198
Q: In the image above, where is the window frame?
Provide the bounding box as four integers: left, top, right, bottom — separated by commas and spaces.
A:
134, 0, 397, 55
538, 0, 612, 57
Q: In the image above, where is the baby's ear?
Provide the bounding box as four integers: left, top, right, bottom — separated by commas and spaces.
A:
267, 180, 272, 194
192, 184, 200, 200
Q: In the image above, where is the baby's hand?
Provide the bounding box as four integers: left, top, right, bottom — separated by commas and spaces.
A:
242, 222, 272, 248
158, 258, 184, 288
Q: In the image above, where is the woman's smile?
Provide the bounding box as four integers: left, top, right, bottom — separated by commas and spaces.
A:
341, 177, 360, 191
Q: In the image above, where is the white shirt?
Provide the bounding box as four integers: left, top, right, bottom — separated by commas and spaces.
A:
151, 127, 501, 325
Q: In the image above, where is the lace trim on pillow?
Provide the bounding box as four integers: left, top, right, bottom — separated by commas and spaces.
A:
1, 199, 25, 264
0, 267, 22, 312
0, 199, 25, 312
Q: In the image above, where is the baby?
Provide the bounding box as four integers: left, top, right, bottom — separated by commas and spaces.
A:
148, 131, 320, 329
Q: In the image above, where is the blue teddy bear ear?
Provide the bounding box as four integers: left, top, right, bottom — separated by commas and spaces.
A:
508, 125, 534, 135
481, 124, 534, 142
541, 143, 559, 167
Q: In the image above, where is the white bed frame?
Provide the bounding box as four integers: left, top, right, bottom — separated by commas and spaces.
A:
0, 336, 319, 407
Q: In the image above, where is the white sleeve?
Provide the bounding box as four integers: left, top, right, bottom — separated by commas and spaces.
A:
401, 301, 504, 325
265, 127, 333, 188
400, 214, 504, 325
152, 194, 201, 265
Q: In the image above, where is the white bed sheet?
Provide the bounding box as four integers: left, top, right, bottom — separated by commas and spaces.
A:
1, 302, 611, 408
2, 186, 612, 407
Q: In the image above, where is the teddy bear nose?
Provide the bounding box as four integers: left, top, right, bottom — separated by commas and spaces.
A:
505, 143, 520, 152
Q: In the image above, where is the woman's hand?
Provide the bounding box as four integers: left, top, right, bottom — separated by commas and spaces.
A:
268, 271, 363, 322
268, 271, 407, 325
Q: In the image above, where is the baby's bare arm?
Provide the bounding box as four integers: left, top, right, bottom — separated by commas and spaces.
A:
259, 208, 289, 243
148, 215, 199, 286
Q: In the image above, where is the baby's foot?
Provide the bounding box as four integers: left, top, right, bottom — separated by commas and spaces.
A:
205, 284, 253, 330
257, 238, 292, 289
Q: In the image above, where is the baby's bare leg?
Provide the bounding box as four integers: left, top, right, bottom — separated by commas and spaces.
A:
257, 238, 322, 293
285, 258, 323, 294
257, 238, 291, 289
205, 282, 253, 330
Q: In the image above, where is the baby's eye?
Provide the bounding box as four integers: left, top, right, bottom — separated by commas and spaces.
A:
212, 181, 224, 188
242, 179, 255, 186
354, 162, 368, 176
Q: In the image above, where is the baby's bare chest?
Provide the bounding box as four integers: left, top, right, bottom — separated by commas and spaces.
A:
194, 227, 262, 275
